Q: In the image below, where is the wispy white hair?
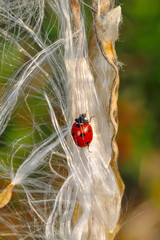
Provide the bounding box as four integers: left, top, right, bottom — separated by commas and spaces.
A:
0, 0, 123, 239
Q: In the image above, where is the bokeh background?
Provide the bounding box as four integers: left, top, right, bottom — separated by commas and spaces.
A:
0, 0, 160, 239
118, 0, 160, 210
117, 0, 160, 238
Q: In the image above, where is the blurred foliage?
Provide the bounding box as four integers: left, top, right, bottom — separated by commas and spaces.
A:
117, 0, 160, 210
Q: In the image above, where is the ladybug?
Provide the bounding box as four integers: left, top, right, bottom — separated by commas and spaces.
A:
71, 114, 93, 147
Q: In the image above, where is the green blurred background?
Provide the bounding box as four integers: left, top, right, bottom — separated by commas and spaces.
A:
117, 0, 160, 210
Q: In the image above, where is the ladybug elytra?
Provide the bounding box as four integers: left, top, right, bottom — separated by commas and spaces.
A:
71, 114, 93, 147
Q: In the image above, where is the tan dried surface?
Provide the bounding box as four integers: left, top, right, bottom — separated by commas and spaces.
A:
71, 0, 81, 32
91, 0, 124, 238
72, 202, 82, 225
0, 183, 14, 208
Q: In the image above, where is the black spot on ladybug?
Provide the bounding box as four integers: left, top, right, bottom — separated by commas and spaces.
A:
72, 132, 75, 136
86, 141, 90, 145
76, 124, 81, 127
89, 130, 91, 132
80, 133, 85, 137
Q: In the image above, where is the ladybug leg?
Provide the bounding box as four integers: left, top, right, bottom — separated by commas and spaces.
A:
89, 115, 96, 122
87, 145, 92, 153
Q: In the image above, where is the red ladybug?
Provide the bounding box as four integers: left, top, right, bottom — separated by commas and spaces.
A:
71, 114, 93, 147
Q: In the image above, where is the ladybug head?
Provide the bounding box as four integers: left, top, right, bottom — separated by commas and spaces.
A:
75, 113, 89, 124
81, 113, 86, 119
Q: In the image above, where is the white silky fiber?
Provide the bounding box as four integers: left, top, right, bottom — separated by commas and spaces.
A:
0, 1, 123, 239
